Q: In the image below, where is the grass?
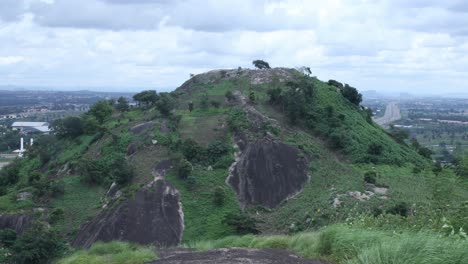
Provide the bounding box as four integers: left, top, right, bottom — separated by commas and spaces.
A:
57, 241, 157, 264
186, 224, 468, 264
51, 176, 105, 237
165, 165, 240, 242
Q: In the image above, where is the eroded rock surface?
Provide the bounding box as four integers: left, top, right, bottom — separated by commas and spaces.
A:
151, 248, 327, 264
228, 137, 309, 209
0, 214, 32, 235
72, 179, 183, 248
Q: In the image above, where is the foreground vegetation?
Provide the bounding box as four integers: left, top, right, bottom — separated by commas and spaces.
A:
58, 241, 156, 264
186, 224, 468, 264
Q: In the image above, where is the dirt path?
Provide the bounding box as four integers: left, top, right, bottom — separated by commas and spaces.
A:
373, 102, 401, 126
151, 248, 328, 264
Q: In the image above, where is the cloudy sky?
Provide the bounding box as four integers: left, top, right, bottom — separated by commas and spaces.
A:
1, 0, 467, 94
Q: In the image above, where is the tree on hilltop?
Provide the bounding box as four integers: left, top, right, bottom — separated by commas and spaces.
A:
252, 60, 271, 69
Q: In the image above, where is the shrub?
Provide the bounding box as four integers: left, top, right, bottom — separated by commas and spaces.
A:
0, 228, 17, 247
88, 100, 113, 123
11, 223, 66, 264
0, 159, 21, 186
364, 171, 377, 184
52, 116, 85, 138
156, 92, 175, 116
387, 202, 410, 217
225, 91, 235, 101
49, 208, 65, 224
181, 139, 203, 162
222, 212, 259, 235
227, 108, 249, 132
213, 186, 226, 206
206, 140, 231, 163
210, 100, 221, 108
186, 176, 196, 189
177, 158, 192, 180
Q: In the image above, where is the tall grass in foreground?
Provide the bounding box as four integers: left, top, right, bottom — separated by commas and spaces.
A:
57, 241, 156, 264
186, 225, 468, 264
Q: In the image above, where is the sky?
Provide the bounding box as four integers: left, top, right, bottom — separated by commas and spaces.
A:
0, 0, 468, 94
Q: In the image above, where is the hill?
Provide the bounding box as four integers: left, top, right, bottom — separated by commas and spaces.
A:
0, 67, 467, 263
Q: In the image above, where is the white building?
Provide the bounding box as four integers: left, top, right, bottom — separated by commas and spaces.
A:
11, 122, 51, 134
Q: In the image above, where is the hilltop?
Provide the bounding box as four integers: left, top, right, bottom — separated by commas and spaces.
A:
0, 66, 467, 263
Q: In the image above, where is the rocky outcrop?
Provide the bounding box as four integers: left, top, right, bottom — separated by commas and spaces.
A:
151, 248, 327, 264
130, 121, 155, 135
72, 179, 184, 248
177, 68, 296, 94
0, 214, 32, 235
228, 137, 309, 209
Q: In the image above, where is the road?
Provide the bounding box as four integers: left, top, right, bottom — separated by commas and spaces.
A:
373, 102, 401, 126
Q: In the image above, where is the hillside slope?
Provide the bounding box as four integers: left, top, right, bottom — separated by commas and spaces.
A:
1, 67, 467, 263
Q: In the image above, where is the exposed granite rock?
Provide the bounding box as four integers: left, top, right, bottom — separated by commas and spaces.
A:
72, 179, 183, 248
151, 248, 327, 264
228, 137, 309, 209
0, 213, 32, 235
130, 121, 155, 135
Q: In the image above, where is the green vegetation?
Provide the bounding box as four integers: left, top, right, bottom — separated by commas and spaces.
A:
252, 59, 271, 69
186, 225, 468, 264
58, 241, 156, 264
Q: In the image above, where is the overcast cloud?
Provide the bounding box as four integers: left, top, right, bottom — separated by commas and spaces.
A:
0, 0, 467, 93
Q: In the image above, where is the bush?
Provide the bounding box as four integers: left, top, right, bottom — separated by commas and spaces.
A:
387, 202, 410, 217
213, 186, 226, 206
225, 91, 235, 101
11, 223, 65, 264
186, 176, 196, 189
206, 140, 231, 163
52, 116, 85, 138
112, 157, 135, 185
177, 158, 192, 180
181, 139, 203, 162
0, 228, 17, 247
227, 108, 249, 132
364, 171, 377, 184
0, 159, 21, 186
49, 208, 65, 224
156, 92, 176, 116
222, 212, 259, 235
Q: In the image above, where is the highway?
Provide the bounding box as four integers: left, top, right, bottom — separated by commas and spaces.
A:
373, 102, 401, 126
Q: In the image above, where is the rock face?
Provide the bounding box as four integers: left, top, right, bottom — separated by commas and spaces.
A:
0, 214, 32, 235
72, 179, 184, 248
151, 248, 327, 264
228, 138, 309, 209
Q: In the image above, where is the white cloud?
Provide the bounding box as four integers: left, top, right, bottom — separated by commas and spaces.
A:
0, 0, 466, 93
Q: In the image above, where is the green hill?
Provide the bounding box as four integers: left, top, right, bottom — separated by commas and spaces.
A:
0, 67, 467, 263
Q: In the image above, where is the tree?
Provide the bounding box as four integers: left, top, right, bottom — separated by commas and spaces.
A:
133, 90, 158, 106
327, 80, 344, 89
116, 96, 129, 112
88, 100, 113, 123
341, 84, 362, 106
51, 116, 84, 138
156, 92, 175, 116
267, 87, 283, 105
252, 59, 271, 69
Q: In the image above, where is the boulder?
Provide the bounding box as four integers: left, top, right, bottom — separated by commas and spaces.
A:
72, 179, 184, 248
228, 138, 309, 209
0, 213, 32, 235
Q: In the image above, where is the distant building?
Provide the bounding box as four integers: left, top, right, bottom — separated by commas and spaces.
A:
11, 122, 51, 134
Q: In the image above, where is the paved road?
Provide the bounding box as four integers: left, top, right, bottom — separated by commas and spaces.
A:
373, 102, 401, 126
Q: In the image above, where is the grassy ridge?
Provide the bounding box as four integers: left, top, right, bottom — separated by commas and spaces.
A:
186, 225, 468, 264
58, 241, 156, 264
